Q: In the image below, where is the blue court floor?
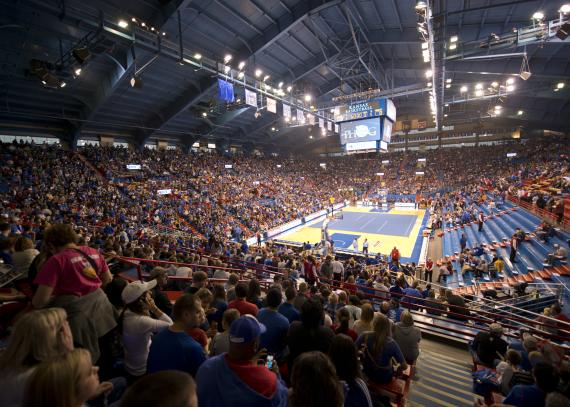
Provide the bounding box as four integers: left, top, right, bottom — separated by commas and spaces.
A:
310, 212, 417, 237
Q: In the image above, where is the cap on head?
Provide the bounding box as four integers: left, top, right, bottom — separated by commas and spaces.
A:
121, 280, 157, 305
229, 315, 266, 344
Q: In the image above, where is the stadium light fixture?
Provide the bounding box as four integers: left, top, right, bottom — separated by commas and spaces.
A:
237, 71, 244, 79
506, 85, 515, 92
449, 43, 457, 50
425, 69, 433, 78
223, 65, 230, 73
238, 61, 246, 70
421, 42, 428, 50
491, 81, 499, 87
202, 112, 207, 117
131, 18, 137, 22
506, 77, 515, 85
560, 5, 570, 14
286, 86, 292, 92
118, 20, 128, 28
445, 84, 451, 89
194, 53, 202, 60
557, 82, 565, 89
263, 75, 270, 82
446, 78, 452, 83
517, 110, 524, 115
450, 36, 458, 42
150, 27, 155, 31
415, 1, 427, 11
532, 11, 544, 20
475, 89, 483, 97
255, 69, 262, 77
495, 105, 502, 110
278, 82, 283, 88
427, 82, 432, 87
460, 85, 468, 93
59, 81, 66, 88
304, 94, 312, 102
74, 68, 82, 76
141, 22, 146, 27
224, 54, 232, 63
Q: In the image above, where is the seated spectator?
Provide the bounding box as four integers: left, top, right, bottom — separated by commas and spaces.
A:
186, 270, 208, 294
293, 282, 309, 310
247, 279, 264, 309
471, 323, 508, 367
402, 281, 422, 310
344, 295, 362, 327
328, 334, 373, 407
326, 293, 340, 324
228, 282, 259, 316
288, 298, 335, 368
352, 303, 374, 336
147, 293, 206, 377
425, 289, 446, 316
547, 244, 568, 266
278, 286, 301, 323
388, 298, 403, 322
121, 280, 173, 381
196, 315, 288, 407
258, 288, 290, 357
208, 284, 228, 332
356, 314, 408, 384
0, 308, 74, 407
119, 370, 198, 407
393, 310, 422, 364
23, 348, 106, 407
331, 307, 358, 341
496, 349, 523, 395
0, 237, 15, 265
446, 289, 470, 320
11, 236, 38, 277
209, 308, 240, 356
226, 273, 239, 301
32, 223, 116, 365
149, 267, 172, 316
504, 361, 559, 407
290, 351, 344, 407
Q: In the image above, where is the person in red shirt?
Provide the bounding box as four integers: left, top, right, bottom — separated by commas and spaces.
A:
391, 246, 400, 266
227, 282, 259, 316
424, 258, 434, 282
331, 308, 358, 341
304, 256, 318, 286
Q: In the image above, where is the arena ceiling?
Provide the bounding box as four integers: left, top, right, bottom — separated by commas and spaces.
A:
0, 0, 569, 150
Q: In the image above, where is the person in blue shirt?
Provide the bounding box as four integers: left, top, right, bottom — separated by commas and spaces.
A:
460, 233, 467, 252
257, 288, 289, 357
388, 298, 403, 323
147, 293, 207, 377
355, 313, 407, 384
278, 286, 301, 323
402, 281, 423, 310
503, 362, 558, 407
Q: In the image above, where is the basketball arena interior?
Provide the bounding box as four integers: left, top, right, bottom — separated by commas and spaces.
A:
1, 1, 570, 406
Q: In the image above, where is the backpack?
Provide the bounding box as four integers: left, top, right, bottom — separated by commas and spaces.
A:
472, 368, 499, 396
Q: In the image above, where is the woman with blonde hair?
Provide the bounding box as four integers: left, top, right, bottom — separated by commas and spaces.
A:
0, 308, 73, 407
393, 310, 422, 364
353, 303, 375, 336
355, 314, 407, 384
23, 348, 102, 407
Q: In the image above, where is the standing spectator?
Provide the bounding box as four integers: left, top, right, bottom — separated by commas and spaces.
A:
390, 246, 400, 266
332, 256, 344, 282
356, 314, 408, 384
209, 308, 240, 356
363, 239, 369, 255
460, 234, 467, 252
0, 308, 74, 407
121, 280, 173, 381
478, 211, 484, 232
119, 371, 198, 407
289, 351, 344, 407
510, 233, 518, 263
352, 238, 358, 252
424, 258, 434, 282
278, 286, 301, 323
320, 255, 333, 281
147, 293, 206, 377
393, 310, 422, 364
353, 303, 375, 337
258, 288, 290, 357
288, 298, 335, 368
32, 224, 116, 365
329, 334, 373, 407
228, 282, 259, 316
196, 315, 288, 407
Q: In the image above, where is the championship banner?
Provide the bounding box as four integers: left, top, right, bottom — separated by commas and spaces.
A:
267, 97, 277, 114
245, 89, 257, 107
307, 114, 315, 125
297, 109, 305, 124
319, 118, 324, 129
327, 120, 332, 131
283, 103, 291, 118
334, 124, 339, 133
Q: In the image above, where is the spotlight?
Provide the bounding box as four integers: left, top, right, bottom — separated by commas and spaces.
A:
131, 18, 137, 22
255, 69, 262, 77
304, 94, 312, 102
238, 71, 244, 79
271, 127, 275, 131
194, 53, 202, 60
224, 54, 232, 63
74, 68, 82, 76
421, 42, 428, 50
475, 83, 483, 90
286, 86, 292, 92
446, 78, 452, 83
202, 112, 207, 117
506, 77, 515, 85
238, 61, 246, 70
162, 32, 166, 36
557, 82, 565, 89
491, 81, 499, 87
278, 82, 283, 88
72, 47, 90, 64
59, 81, 66, 88
475, 89, 483, 97
425, 69, 433, 78
495, 105, 502, 110
532, 11, 544, 20
450, 36, 458, 42
285, 116, 290, 122
141, 22, 146, 27
130, 76, 143, 88
263, 75, 270, 81
41, 80, 47, 85
519, 71, 531, 81
445, 84, 451, 89
118, 20, 128, 28
560, 5, 570, 13
415, 1, 427, 10
150, 27, 155, 31
449, 43, 457, 50
517, 110, 524, 115
460, 85, 468, 93
506, 85, 515, 92
223, 65, 230, 73
427, 82, 432, 87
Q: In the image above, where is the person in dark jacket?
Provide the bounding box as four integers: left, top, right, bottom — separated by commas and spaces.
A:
149, 267, 172, 316
471, 323, 508, 367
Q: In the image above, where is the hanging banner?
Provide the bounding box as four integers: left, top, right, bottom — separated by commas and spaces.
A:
283, 104, 291, 118
266, 97, 277, 114
297, 109, 305, 124
308, 114, 315, 125
319, 118, 324, 129
334, 124, 339, 133
217, 79, 235, 102
327, 121, 332, 131
245, 89, 257, 107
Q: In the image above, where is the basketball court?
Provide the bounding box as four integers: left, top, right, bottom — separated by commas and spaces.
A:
276, 205, 429, 263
